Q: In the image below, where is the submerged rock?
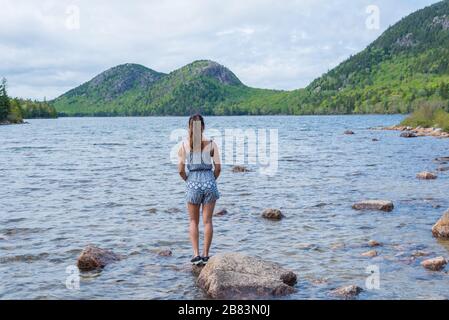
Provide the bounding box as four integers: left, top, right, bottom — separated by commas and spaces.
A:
421, 257, 447, 271
361, 250, 378, 258
330, 285, 363, 299
368, 240, 382, 247
77, 245, 120, 271
197, 253, 297, 299
436, 166, 449, 172
231, 165, 250, 173
416, 171, 437, 180
352, 200, 394, 212
157, 249, 173, 257
400, 131, 417, 138
432, 211, 449, 238
261, 208, 284, 220
214, 209, 228, 217
344, 130, 355, 135
435, 156, 449, 162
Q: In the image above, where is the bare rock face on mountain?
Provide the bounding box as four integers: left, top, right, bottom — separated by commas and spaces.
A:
199, 61, 242, 86
197, 253, 297, 299
77, 245, 120, 271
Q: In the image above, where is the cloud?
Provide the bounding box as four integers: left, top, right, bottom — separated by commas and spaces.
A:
0, 0, 440, 99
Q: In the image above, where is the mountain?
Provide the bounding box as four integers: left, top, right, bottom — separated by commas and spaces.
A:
52, 1, 449, 116
53, 60, 284, 116
299, 0, 449, 114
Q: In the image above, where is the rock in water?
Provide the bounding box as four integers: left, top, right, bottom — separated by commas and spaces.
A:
344, 130, 355, 135
262, 208, 284, 220
214, 209, 228, 217
421, 257, 447, 271
416, 171, 437, 180
77, 245, 120, 271
400, 131, 417, 138
197, 253, 297, 299
361, 250, 378, 258
231, 165, 250, 173
330, 285, 363, 299
432, 211, 449, 238
368, 240, 382, 247
352, 200, 394, 212
157, 249, 173, 257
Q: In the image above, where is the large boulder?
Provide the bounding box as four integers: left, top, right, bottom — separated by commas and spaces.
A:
77, 245, 120, 271
421, 257, 447, 271
352, 200, 394, 212
432, 211, 449, 238
197, 253, 297, 299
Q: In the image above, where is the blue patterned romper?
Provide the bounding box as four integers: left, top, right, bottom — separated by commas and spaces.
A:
184, 141, 220, 205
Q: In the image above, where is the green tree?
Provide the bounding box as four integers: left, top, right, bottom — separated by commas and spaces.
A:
0, 78, 11, 120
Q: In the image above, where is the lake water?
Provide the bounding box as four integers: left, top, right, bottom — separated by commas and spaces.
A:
1, 115, 449, 300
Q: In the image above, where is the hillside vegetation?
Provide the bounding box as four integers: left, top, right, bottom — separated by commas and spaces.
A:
51, 1, 449, 116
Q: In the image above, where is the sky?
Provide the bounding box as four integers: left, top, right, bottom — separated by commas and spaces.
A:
0, 0, 441, 99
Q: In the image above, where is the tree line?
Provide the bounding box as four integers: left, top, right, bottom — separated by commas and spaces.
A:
0, 78, 57, 123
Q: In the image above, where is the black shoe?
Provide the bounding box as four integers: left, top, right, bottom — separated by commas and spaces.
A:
190, 256, 203, 265
202, 256, 210, 264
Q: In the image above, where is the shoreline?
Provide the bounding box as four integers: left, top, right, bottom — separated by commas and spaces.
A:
0, 120, 24, 126
380, 125, 449, 139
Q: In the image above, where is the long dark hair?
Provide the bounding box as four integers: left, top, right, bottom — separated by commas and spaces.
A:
188, 114, 205, 151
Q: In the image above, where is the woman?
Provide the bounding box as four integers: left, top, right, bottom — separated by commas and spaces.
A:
178, 114, 221, 265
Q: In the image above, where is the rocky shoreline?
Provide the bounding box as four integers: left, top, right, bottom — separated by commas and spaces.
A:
380, 125, 449, 138
0, 119, 24, 126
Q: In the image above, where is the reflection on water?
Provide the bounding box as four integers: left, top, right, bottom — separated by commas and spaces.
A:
0, 115, 449, 299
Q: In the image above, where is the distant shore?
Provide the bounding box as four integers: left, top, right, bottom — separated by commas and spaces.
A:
381, 125, 449, 138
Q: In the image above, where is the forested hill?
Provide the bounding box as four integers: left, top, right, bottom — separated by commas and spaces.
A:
52, 1, 449, 116
300, 0, 449, 114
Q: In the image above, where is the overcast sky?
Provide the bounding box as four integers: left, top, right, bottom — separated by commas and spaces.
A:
0, 0, 440, 99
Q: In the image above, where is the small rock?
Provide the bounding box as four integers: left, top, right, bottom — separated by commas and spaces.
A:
361, 250, 378, 258
436, 166, 449, 172
411, 250, 430, 258
214, 209, 228, 216
157, 249, 173, 257
344, 130, 355, 135
330, 285, 363, 299
368, 240, 382, 247
232, 165, 250, 173
400, 131, 417, 138
435, 156, 449, 162
352, 200, 394, 212
197, 253, 297, 299
77, 245, 120, 271
372, 138, 379, 142
432, 211, 449, 238
416, 171, 437, 180
147, 208, 157, 214
421, 257, 448, 271
262, 208, 284, 220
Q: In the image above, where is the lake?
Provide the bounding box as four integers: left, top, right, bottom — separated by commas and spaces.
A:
1, 115, 449, 300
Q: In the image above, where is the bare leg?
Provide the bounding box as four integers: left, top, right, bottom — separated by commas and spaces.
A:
202, 201, 216, 257
187, 203, 201, 257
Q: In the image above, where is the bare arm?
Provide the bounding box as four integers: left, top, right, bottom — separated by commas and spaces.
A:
212, 142, 221, 180
178, 144, 188, 181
